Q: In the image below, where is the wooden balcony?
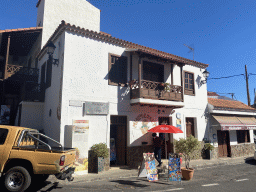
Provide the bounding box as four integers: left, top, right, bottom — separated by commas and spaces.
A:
22, 83, 45, 102
130, 80, 183, 102
6, 64, 39, 82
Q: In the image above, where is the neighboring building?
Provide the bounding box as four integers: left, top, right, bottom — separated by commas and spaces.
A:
207, 97, 256, 158
2, 0, 210, 167
207, 91, 233, 100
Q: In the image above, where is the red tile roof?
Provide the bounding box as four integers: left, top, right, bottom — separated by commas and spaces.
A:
207, 92, 219, 96
0, 27, 42, 34
208, 98, 256, 111
39, 20, 209, 68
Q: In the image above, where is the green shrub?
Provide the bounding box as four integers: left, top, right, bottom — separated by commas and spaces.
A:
204, 143, 214, 151
90, 143, 109, 159
174, 135, 200, 169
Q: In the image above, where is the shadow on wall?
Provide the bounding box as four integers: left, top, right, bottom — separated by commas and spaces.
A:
202, 104, 211, 143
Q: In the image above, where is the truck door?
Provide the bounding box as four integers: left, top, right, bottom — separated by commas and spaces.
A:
0, 128, 10, 169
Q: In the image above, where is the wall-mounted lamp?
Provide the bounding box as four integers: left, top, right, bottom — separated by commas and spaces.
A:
201, 69, 210, 84
46, 41, 59, 66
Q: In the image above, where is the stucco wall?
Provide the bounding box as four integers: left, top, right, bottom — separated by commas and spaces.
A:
37, 0, 100, 47
57, 31, 208, 158
37, 32, 66, 142
19, 102, 44, 130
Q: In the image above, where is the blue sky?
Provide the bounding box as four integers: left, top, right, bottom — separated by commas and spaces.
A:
1, 0, 256, 105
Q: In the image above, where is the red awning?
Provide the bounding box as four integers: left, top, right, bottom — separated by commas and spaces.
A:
212, 115, 256, 130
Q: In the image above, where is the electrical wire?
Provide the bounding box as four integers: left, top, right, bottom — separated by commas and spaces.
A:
208, 74, 244, 80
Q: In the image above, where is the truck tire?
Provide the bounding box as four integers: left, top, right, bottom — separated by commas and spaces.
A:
4, 166, 31, 192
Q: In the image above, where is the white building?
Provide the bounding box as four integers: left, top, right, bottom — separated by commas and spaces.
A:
14, 0, 209, 167
208, 96, 256, 158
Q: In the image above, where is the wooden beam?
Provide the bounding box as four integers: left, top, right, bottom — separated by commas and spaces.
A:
138, 57, 142, 98
4, 35, 11, 79
180, 64, 184, 102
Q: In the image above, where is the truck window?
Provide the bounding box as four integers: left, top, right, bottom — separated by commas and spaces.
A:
0, 128, 8, 145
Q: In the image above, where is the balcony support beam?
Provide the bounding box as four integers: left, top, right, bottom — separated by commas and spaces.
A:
4, 35, 11, 79
179, 64, 184, 102
138, 56, 142, 99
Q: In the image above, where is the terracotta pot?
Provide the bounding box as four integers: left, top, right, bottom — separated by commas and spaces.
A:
181, 168, 194, 180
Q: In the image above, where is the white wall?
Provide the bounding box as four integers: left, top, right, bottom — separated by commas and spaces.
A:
37, 0, 100, 47
37, 32, 66, 142
19, 102, 44, 130
58, 31, 208, 154
173, 65, 208, 141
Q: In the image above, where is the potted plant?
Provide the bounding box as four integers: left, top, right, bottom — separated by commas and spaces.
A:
174, 135, 200, 180
89, 143, 109, 173
158, 82, 165, 91
204, 143, 214, 159
129, 79, 137, 88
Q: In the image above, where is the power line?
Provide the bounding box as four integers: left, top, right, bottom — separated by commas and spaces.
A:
208, 74, 244, 80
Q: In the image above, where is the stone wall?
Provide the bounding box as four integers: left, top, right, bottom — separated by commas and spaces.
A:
230, 143, 255, 158
127, 145, 154, 168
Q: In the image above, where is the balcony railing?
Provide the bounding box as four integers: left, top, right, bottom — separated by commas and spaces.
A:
6, 64, 39, 82
22, 83, 45, 102
130, 80, 183, 102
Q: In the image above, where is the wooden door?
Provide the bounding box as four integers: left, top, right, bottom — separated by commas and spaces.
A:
116, 125, 126, 165
186, 118, 195, 137
217, 130, 230, 157
110, 116, 127, 166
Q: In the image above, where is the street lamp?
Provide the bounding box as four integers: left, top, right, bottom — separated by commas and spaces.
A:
201, 69, 210, 84
46, 41, 59, 66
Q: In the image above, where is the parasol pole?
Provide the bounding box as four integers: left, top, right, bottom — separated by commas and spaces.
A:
165, 134, 167, 160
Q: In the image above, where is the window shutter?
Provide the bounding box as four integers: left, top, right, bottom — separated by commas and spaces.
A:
108, 54, 127, 86
46, 60, 52, 89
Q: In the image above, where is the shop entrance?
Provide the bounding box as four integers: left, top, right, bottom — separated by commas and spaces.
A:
158, 117, 173, 159
110, 116, 127, 166
217, 130, 231, 157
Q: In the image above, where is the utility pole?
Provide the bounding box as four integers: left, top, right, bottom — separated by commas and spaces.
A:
245, 65, 250, 106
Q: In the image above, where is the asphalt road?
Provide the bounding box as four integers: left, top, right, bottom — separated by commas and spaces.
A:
2, 159, 256, 192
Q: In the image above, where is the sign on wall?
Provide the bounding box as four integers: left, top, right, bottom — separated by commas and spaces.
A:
83, 102, 109, 115
72, 120, 89, 159
176, 113, 182, 130
132, 113, 157, 135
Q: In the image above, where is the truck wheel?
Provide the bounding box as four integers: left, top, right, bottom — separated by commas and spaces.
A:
4, 166, 31, 192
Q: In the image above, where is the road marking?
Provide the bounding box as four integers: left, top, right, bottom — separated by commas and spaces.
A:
202, 183, 219, 187
151, 188, 184, 192
236, 178, 249, 182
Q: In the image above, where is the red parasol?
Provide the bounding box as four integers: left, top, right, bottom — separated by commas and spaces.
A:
148, 125, 183, 159
148, 125, 183, 133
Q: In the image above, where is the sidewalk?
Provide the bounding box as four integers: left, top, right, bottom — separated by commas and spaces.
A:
50, 155, 254, 184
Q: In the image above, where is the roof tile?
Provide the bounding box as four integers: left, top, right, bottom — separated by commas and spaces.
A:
208, 98, 256, 111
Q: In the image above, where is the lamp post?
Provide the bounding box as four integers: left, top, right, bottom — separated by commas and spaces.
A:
46, 41, 59, 66
201, 69, 210, 84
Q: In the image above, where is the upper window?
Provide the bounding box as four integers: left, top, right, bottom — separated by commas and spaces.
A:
108, 54, 127, 86
184, 72, 195, 96
0, 128, 8, 145
143, 61, 164, 83
236, 130, 250, 143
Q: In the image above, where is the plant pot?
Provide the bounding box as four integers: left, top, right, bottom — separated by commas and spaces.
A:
205, 149, 212, 159
181, 168, 194, 180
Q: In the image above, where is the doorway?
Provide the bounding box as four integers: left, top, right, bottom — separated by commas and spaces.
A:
217, 130, 231, 157
158, 117, 173, 159
110, 116, 127, 166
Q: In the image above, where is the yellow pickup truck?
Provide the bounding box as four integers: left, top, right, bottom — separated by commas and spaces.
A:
0, 125, 76, 192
